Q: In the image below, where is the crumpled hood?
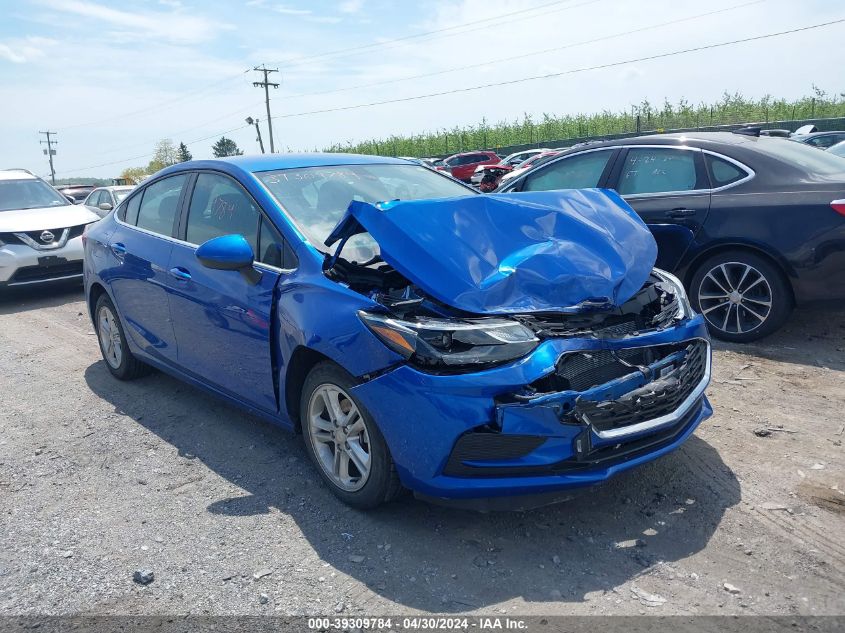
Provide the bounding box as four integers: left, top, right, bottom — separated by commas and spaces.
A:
326, 189, 658, 315
0, 205, 100, 233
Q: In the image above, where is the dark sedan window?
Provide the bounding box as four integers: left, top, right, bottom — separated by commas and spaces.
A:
760, 138, 845, 174
522, 150, 613, 191
618, 148, 705, 195
705, 155, 748, 187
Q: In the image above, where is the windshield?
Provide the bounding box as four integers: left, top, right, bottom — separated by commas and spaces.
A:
114, 189, 133, 202
758, 138, 845, 175
256, 163, 473, 261
0, 179, 70, 212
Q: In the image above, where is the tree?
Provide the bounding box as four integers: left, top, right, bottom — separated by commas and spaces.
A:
177, 142, 192, 162
212, 137, 243, 158
120, 166, 148, 185
145, 138, 177, 173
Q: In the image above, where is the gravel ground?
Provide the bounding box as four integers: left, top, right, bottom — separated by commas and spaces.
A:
0, 285, 843, 616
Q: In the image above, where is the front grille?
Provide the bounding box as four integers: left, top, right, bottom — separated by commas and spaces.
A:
0, 233, 25, 246
567, 340, 708, 433
8, 260, 83, 284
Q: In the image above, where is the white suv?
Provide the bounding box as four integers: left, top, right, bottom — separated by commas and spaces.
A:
0, 169, 100, 289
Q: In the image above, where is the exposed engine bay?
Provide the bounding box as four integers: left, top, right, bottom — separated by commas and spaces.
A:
328, 255, 683, 340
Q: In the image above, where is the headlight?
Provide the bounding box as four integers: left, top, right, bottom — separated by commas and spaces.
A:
653, 268, 693, 319
359, 311, 539, 371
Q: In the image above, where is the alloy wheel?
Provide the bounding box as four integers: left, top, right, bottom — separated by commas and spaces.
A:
97, 305, 123, 369
307, 384, 371, 492
697, 261, 773, 335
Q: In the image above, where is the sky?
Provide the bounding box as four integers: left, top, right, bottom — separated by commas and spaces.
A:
0, 0, 843, 180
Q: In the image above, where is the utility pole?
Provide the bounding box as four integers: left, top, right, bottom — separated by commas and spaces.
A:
253, 65, 279, 153
39, 131, 57, 184
246, 117, 265, 154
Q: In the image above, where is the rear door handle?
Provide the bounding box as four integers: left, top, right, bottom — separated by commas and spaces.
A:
665, 208, 697, 218
110, 242, 126, 257
169, 267, 192, 281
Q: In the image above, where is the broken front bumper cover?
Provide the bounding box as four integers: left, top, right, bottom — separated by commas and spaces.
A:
350, 314, 712, 500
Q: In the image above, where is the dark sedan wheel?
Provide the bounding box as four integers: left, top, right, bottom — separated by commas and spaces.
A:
690, 251, 792, 343
95, 294, 150, 380
300, 362, 403, 509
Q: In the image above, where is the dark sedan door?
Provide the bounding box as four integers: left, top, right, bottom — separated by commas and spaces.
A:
608, 146, 711, 271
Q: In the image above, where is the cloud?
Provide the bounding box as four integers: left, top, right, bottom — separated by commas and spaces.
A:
339, 0, 364, 13
36, 0, 230, 44
0, 36, 57, 64
273, 5, 313, 16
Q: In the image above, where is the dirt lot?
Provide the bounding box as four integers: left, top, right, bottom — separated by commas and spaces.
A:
0, 285, 843, 616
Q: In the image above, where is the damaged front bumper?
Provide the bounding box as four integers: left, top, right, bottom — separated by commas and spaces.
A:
349, 314, 712, 501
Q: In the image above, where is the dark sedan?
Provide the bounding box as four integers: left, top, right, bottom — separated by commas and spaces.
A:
498, 132, 845, 342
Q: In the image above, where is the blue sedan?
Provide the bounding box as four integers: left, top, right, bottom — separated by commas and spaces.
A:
83, 154, 711, 509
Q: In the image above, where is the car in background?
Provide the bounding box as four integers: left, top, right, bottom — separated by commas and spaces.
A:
792, 130, 845, 149
498, 132, 845, 343
469, 149, 548, 188
56, 184, 97, 204
826, 140, 845, 158
497, 150, 562, 187
759, 129, 792, 138
83, 186, 135, 217
0, 169, 99, 289
84, 153, 710, 509
435, 150, 500, 182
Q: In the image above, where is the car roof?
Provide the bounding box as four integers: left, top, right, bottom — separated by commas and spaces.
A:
0, 169, 37, 181
191, 152, 410, 173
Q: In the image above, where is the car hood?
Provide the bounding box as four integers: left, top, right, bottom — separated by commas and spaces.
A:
0, 205, 100, 232
325, 189, 658, 315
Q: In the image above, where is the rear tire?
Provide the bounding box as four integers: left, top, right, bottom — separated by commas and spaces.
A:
95, 294, 150, 380
300, 361, 403, 509
689, 250, 792, 343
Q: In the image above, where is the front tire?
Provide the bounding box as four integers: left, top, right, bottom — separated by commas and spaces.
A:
95, 294, 149, 380
689, 250, 792, 343
300, 362, 403, 509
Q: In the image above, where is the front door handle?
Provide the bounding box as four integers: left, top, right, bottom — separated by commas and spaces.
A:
110, 242, 126, 257
665, 208, 697, 218
169, 267, 192, 281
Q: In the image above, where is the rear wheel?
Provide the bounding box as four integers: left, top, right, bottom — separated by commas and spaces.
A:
690, 250, 792, 343
300, 362, 403, 509
95, 294, 149, 379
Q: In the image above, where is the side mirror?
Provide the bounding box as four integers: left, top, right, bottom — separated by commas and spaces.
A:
196, 234, 261, 284
99, 202, 113, 211
65, 195, 76, 204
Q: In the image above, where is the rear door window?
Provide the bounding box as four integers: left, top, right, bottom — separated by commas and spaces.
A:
522, 150, 614, 191
135, 174, 188, 237
617, 148, 705, 195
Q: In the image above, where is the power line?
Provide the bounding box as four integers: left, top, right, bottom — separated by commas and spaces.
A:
266, 0, 592, 68
253, 65, 280, 153
269, 18, 845, 121
52, 0, 595, 132
282, 0, 765, 100
58, 70, 252, 131
56, 124, 251, 176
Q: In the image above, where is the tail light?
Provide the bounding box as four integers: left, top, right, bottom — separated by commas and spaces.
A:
81, 223, 91, 246
832, 199, 845, 217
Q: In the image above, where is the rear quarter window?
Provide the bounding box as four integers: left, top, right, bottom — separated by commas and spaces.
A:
705, 154, 749, 187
